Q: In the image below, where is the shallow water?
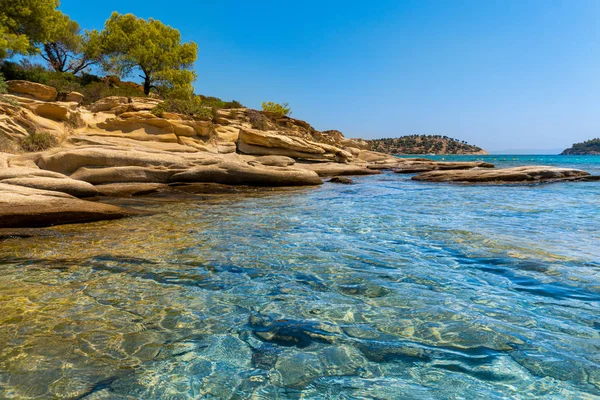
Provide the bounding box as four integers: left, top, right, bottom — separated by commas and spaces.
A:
0, 156, 599, 399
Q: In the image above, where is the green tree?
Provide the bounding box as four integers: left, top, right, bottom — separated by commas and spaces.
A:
40, 12, 103, 74
100, 13, 198, 96
0, 0, 60, 58
261, 101, 291, 117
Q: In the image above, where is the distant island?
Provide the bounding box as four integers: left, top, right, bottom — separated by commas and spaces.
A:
369, 135, 487, 155
561, 138, 600, 155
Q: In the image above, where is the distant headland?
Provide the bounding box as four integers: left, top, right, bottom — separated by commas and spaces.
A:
561, 138, 600, 155
368, 135, 487, 155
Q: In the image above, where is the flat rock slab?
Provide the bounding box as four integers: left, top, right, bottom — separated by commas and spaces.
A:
95, 183, 168, 197
412, 166, 591, 183
296, 162, 381, 177
0, 183, 146, 228
394, 161, 494, 173
170, 161, 323, 186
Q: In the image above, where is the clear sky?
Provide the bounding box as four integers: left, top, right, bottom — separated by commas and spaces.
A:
58, 0, 600, 152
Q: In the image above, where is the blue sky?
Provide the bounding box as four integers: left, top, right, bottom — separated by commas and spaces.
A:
58, 0, 600, 152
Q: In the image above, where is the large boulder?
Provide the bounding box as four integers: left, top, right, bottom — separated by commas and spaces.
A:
0, 167, 98, 197
170, 161, 323, 186
412, 166, 591, 183
6, 80, 57, 101
71, 166, 178, 184
1, 177, 99, 197
37, 147, 191, 175
0, 183, 142, 228
64, 91, 84, 104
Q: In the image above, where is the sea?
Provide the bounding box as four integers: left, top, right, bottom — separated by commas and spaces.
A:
0, 155, 598, 399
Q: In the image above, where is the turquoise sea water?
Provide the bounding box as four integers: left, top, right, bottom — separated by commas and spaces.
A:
0, 155, 599, 399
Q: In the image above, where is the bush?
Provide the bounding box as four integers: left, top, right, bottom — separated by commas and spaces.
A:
261, 101, 291, 117
20, 132, 58, 152
0, 73, 7, 94
198, 95, 244, 110
248, 110, 270, 130
152, 96, 213, 120
78, 81, 146, 105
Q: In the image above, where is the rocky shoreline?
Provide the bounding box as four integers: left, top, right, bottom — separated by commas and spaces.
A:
0, 80, 596, 228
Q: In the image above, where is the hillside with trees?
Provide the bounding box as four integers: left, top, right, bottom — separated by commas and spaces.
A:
561, 138, 600, 155
0, 0, 243, 117
369, 135, 487, 155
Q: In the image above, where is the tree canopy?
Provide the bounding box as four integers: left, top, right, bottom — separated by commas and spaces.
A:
40, 12, 103, 74
0, 0, 61, 58
101, 13, 198, 96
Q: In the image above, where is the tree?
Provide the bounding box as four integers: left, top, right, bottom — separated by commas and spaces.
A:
39, 12, 103, 74
100, 13, 198, 96
0, 0, 60, 58
261, 101, 292, 117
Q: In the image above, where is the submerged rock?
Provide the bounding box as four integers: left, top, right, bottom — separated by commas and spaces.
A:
328, 176, 355, 184
249, 314, 341, 348
412, 166, 590, 183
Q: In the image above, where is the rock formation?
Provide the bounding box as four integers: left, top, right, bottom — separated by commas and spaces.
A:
0, 80, 594, 227
412, 166, 591, 183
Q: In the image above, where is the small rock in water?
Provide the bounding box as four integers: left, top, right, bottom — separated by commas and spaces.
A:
249, 314, 340, 348
328, 176, 354, 184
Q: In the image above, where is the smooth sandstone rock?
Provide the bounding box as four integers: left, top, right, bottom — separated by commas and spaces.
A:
95, 183, 168, 197
0, 183, 142, 228
37, 147, 190, 175
296, 162, 381, 177
64, 91, 84, 104
1, 177, 99, 197
170, 161, 323, 186
71, 166, 177, 184
6, 80, 57, 101
27, 102, 71, 121
248, 156, 296, 167
89, 96, 129, 113
239, 128, 327, 155
412, 166, 590, 183
394, 161, 494, 173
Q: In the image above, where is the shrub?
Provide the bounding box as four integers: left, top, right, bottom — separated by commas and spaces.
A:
152, 96, 213, 120
0, 73, 7, 94
248, 110, 270, 130
261, 101, 291, 117
20, 132, 58, 152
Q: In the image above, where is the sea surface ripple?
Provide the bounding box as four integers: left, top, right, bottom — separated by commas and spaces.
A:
0, 155, 599, 399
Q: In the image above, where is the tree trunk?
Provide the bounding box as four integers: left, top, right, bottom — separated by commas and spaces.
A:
143, 75, 151, 96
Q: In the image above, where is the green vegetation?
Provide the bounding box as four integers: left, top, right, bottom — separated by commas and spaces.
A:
40, 13, 102, 74
101, 13, 197, 96
561, 138, 600, 155
0, 1, 245, 115
248, 110, 270, 130
152, 97, 212, 120
261, 101, 291, 117
370, 135, 484, 155
0, 0, 61, 58
0, 72, 6, 93
20, 132, 58, 152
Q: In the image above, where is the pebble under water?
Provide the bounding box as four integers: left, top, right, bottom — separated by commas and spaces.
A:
0, 155, 599, 399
